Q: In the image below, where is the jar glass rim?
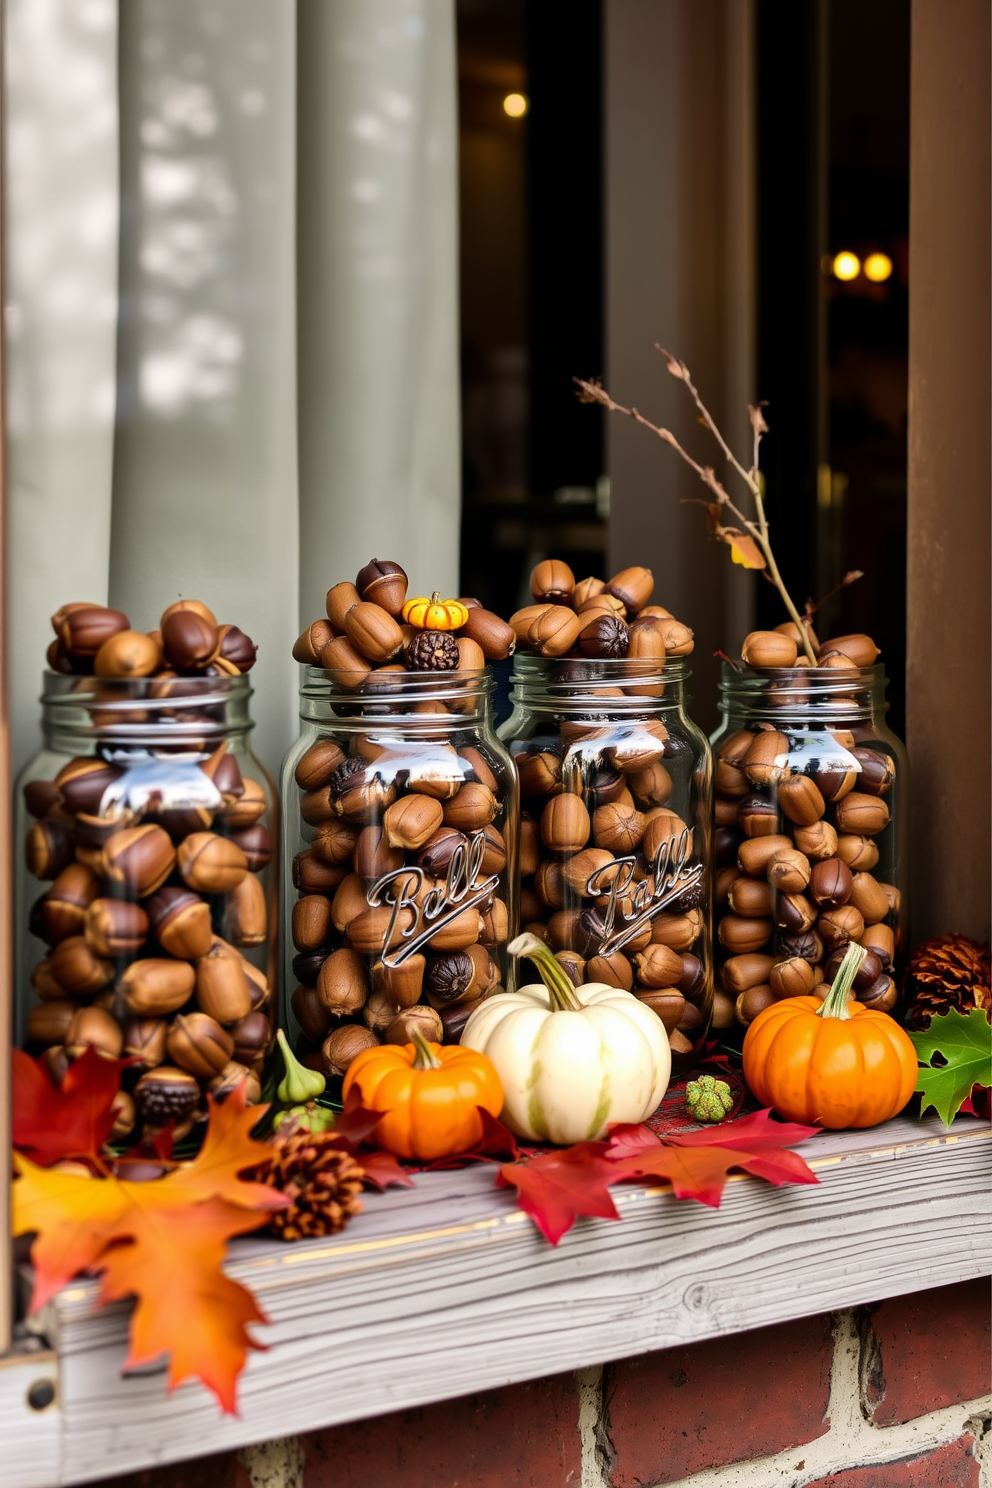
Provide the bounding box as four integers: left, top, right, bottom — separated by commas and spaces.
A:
299, 664, 493, 718
717, 660, 888, 721
509, 653, 689, 713
39, 669, 253, 743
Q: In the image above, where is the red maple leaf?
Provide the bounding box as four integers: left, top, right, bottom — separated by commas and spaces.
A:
605, 1110, 822, 1207
358, 1150, 415, 1190
497, 1142, 620, 1244
12, 1046, 124, 1166
316, 1089, 413, 1190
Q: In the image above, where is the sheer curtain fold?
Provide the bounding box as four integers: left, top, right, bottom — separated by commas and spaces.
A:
4, 0, 461, 780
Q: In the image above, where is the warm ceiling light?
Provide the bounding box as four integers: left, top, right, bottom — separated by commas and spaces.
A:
832, 251, 861, 281
503, 92, 528, 118
864, 252, 893, 283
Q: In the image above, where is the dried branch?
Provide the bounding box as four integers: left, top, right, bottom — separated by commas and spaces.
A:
575, 359, 818, 666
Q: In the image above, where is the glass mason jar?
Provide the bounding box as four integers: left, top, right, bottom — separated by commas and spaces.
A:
499, 655, 714, 1068
711, 662, 908, 1032
281, 668, 518, 1077
16, 673, 278, 1142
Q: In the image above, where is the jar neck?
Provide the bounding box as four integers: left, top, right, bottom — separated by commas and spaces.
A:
39, 672, 254, 753
717, 661, 888, 725
509, 654, 689, 717
298, 666, 495, 736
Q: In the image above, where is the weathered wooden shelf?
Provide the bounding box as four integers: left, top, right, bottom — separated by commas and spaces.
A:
6, 1114, 991, 1488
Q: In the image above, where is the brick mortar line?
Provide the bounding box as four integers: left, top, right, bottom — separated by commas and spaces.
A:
635, 1311, 991, 1488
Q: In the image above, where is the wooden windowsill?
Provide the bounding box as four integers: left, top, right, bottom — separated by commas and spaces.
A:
5, 1113, 991, 1488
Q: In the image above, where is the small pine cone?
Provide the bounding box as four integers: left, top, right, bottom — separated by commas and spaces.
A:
251, 1131, 365, 1241
405, 631, 459, 671
906, 933, 992, 1030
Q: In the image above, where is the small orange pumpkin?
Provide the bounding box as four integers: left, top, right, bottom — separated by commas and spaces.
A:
342, 1030, 503, 1159
401, 592, 469, 631
743, 943, 917, 1128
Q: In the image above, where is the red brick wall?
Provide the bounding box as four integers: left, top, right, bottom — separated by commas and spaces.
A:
94, 1280, 990, 1488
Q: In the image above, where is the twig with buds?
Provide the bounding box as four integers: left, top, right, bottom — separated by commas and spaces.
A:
575, 347, 819, 664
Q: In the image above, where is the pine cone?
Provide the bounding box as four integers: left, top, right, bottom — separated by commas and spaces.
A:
251, 1131, 365, 1241
405, 631, 459, 671
906, 934, 992, 1030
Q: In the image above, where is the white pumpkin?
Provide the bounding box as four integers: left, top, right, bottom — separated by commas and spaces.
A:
460, 933, 671, 1144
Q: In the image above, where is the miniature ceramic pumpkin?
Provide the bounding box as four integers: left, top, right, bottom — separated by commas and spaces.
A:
401, 593, 470, 631
341, 1030, 503, 1160
742, 942, 917, 1128
460, 933, 671, 1144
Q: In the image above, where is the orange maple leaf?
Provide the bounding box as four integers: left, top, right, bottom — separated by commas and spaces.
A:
13, 1085, 289, 1413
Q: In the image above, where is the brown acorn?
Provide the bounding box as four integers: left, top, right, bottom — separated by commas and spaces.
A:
461, 606, 515, 661
177, 832, 248, 894
161, 610, 220, 671
167, 1012, 235, 1079
442, 783, 497, 832
93, 630, 162, 679
65, 1005, 123, 1060
578, 614, 629, 659
102, 825, 176, 898
605, 566, 654, 614
541, 793, 590, 853
147, 887, 215, 961
221, 873, 268, 948
530, 558, 575, 604
345, 601, 405, 663
293, 619, 336, 665
84, 899, 149, 957
195, 943, 254, 1023
49, 935, 115, 996
355, 558, 408, 617
325, 581, 362, 631
120, 957, 196, 1016
321, 1024, 379, 1076
56, 605, 130, 659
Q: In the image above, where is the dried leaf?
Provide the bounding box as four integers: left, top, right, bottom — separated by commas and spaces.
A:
12, 1046, 124, 1166
13, 1084, 288, 1412
497, 1142, 619, 1245
726, 534, 766, 570
358, 1151, 415, 1190
496, 1109, 821, 1242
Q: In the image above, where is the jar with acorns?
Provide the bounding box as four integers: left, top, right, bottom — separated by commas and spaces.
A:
711, 629, 908, 1034
499, 560, 714, 1068
284, 560, 519, 1080
16, 601, 278, 1145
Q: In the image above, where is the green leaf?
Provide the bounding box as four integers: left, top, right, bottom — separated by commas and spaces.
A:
910, 1008, 992, 1125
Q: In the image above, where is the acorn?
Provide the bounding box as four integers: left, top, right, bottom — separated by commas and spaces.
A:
167, 1012, 234, 1079
372, 955, 426, 1010
325, 581, 362, 631
221, 873, 268, 948
769, 957, 816, 1000
517, 749, 562, 797
442, 783, 497, 832
355, 558, 408, 617
605, 566, 654, 615
291, 984, 333, 1041
417, 826, 469, 878
321, 1024, 379, 1076
161, 610, 220, 671
461, 606, 515, 661
530, 558, 575, 604
320, 636, 371, 688
809, 858, 854, 908
120, 957, 196, 1016
385, 1007, 444, 1045
835, 834, 880, 871
122, 1016, 169, 1067
102, 825, 176, 898
292, 894, 333, 953
177, 832, 248, 894
633, 943, 683, 989
528, 607, 582, 657
818, 633, 879, 667
134, 1067, 200, 1126
231, 823, 272, 873
578, 614, 629, 659
741, 631, 798, 667
40, 863, 102, 943
293, 619, 336, 665
793, 820, 840, 861
834, 793, 890, 837
850, 746, 896, 796
541, 793, 590, 853
383, 793, 444, 850
345, 601, 405, 663
65, 1005, 123, 1059
195, 943, 254, 1023
93, 630, 162, 679
49, 935, 115, 996
26, 819, 75, 880
56, 605, 130, 660
777, 774, 825, 827
147, 887, 215, 961
84, 899, 149, 958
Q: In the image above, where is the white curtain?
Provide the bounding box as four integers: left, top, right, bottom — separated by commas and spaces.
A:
5, 0, 460, 782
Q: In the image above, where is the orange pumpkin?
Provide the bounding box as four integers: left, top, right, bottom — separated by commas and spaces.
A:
401, 592, 469, 631
742, 943, 917, 1128
341, 1030, 503, 1160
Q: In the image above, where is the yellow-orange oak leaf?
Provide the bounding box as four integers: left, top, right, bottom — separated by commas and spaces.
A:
98, 1197, 271, 1413
12, 1085, 288, 1412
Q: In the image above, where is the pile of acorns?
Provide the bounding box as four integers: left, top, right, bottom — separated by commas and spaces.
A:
22, 600, 273, 1142
509, 560, 695, 661
506, 559, 709, 1061
714, 625, 901, 1030
46, 598, 257, 677
287, 560, 516, 1076
292, 559, 516, 679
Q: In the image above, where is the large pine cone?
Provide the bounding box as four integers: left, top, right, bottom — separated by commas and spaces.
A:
405, 631, 459, 671
249, 1130, 365, 1241
906, 934, 992, 1030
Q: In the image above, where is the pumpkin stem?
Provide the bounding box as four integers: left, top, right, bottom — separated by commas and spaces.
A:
410, 1028, 442, 1069
508, 932, 580, 1012
430, 591, 441, 604
817, 941, 868, 1021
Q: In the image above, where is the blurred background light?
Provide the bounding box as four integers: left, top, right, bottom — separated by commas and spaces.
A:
863, 251, 893, 282
502, 91, 528, 117
832, 250, 861, 280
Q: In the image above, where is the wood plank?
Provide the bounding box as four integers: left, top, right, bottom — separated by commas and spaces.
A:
19, 1117, 992, 1487
0, 1347, 61, 1488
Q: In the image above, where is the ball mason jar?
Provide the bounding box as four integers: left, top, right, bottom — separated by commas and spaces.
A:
281, 667, 518, 1076
498, 655, 714, 1067
710, 662, 908, 1032
16, 673, 279, 1142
